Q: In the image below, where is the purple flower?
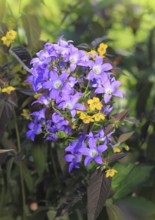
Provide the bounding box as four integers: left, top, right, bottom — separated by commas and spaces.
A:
79, 132, 107, 166
87, 56, 112, 80
58, 92, 85, 117
65, 154, 82, 172
26, 120, 42, 141
95, 74, 123, 103
65, 135, 86, 172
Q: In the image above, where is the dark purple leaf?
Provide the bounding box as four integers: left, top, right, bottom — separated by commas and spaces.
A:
104, 124, 114, 136
118, 132, 134, 144
87, 169, 111, 220
107, 152, 129, 164
112, 110, 128, 122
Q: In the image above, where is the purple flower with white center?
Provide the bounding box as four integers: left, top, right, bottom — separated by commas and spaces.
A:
87, 56, 112, 80
41, 70, 72, 103
95, 74, 123, 103
79, 132, 107, 166
58, 92, 86, 117
26, 120, 42, 141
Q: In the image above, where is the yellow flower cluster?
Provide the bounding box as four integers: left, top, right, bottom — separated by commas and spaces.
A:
77, 97, 105, 124
21, 109, 32, 120
87, 43, 108, 59
105, 168, 117, 178
88, 97, 103, 111
1, 30, 17, 47
97, 43, 108, 57
0, 86, 15, 94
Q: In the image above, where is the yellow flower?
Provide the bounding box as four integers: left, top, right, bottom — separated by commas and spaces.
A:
72, 123, 77, 129
97, 43, 108, 57
113, 147, 121, 153
1, 30, 17, 47
1, 86, 15, 94
77, 111, 86, 119
1, 36, 12, 47
6, 30, 17, 40
105, 168, 117, 178
21, 109, 32, 120
87, 97, 103, 111
34, 93, 42, 99
82, 115, 94, 124
87, 50, 97, 59
93, 112, 105, 122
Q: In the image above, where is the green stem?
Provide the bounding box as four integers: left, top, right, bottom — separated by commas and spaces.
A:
84, 80, 90, 96
13, 111, 26, 220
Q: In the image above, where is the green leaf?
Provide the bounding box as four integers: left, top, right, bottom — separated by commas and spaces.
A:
18, 161, 35, 192
136, 80, 153, 117
106, 201, 123, 220
21, 14, 41, 46
112, 163, 135, 192
32, 144, 48, 179
113, 164, 153, 200
0, 0, 6, 21
47, 210, 57, 220
87, 169, 111, 220
119, 196, 155, 217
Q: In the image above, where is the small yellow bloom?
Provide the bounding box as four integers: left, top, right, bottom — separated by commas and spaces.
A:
93, 112, 105, 122
34, 93, 42, 99
87, 50, 97, 59
6, 30, 17, 40
88, 97, 103, 111
72, 123, 77, 129
82, 115, 94, 124
1, 30, 17, 47
97, 43, 108, 57
1, 86, 15, 94
113, 147, 121, 153
106, 168, 117, 178
1, 36, 12, 47
21, 109, 32, 120
76, 111, 86, 119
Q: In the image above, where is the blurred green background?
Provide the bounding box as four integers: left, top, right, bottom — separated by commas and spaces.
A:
0, 0, 155, 219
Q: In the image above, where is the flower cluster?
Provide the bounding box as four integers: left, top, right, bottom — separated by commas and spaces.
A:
1, 30, 17, 47
27, 38, 123, 173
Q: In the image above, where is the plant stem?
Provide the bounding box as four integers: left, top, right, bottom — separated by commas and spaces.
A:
13, 110, 26, 220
